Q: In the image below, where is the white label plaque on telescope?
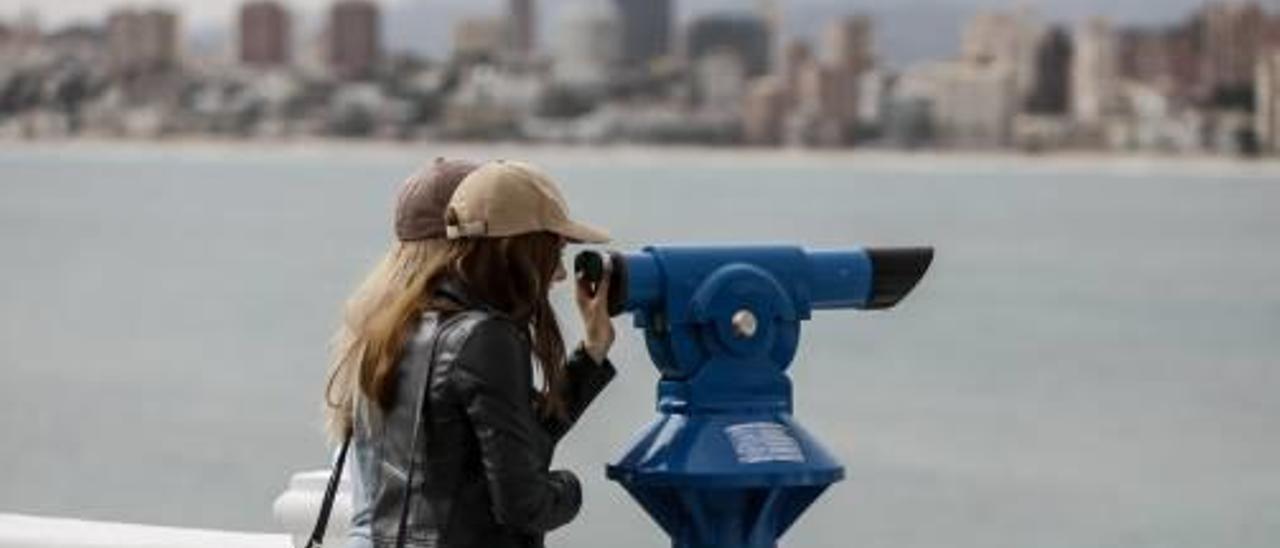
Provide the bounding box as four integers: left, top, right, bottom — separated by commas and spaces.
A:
724, 422, 806, 464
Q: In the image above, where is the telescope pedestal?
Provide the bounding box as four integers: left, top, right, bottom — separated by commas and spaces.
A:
585, 245, 931, 548
608, 412, 842, 548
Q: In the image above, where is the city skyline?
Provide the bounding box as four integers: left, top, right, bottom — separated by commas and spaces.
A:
3, 0, 1278, 153
3, 0, 1266, 67
4, 0, 1261, 27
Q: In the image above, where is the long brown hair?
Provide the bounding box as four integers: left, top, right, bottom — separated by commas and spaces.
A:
324, 232, 567, 440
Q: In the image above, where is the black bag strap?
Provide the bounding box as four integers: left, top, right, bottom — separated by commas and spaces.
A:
305, 431, 351, 548
305, 309, 471, 548
395, 311, 471, 548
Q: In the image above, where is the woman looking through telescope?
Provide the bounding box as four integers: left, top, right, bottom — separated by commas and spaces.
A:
323, 159, 617, 548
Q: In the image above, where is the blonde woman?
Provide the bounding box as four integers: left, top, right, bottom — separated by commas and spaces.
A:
324, 157, 476, 547
324, 159, 616, 548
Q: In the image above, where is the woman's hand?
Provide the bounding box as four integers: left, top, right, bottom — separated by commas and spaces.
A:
575, 260, 615, 364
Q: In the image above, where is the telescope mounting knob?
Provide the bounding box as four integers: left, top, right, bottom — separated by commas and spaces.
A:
731, 309, 758, 339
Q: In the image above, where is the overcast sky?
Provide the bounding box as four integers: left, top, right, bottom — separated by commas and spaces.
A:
4, 0, 1277, 66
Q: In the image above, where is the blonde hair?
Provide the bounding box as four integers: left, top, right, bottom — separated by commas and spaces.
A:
323, 239, 450, 441
323, 233, 571, 442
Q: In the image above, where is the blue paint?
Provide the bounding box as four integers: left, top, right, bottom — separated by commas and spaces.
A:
605, 245, 930, 548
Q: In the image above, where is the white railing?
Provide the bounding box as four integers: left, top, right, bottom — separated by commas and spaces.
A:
0, 514, 290, 548
272, 469, 353, 547
0, 469, 344, 548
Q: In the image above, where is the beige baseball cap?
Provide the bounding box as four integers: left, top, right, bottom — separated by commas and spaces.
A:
445, 160, 610, 243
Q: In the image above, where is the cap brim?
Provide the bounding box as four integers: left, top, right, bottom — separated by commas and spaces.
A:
554, 220, 611, 244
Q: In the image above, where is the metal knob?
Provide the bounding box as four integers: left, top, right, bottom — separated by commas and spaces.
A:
731, 309, 758, 339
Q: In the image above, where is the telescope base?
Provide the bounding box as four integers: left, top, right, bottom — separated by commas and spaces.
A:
609, 412, 842, 548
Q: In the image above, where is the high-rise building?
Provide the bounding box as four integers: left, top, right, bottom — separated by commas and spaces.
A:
328, 0, 380, 80
756, 0, 783, 66
694, 49, 747, 110
1118, 28, 1168, 85
796, 62, 840, 116
901, 60, 1017, 148
1257, 48, 1280, 154
822, 15, 875, 127
823, 15, 873, 74
509, 0, 536, 55
744, 76, 788, 144
1200, 1, 1265, 93
614, 0, 671, 70
791, 61, 847, 146
555, 1, 621, 92
857, 69, 888, 127
1072, 17, 1119, 126
1114, 24, 1205, 102
1268, 15, 1280, 49
963, 8, 1045, 102
239, 1, 291, 68
0, 11, 42, 59
1026, 26, 1072, 114
107, 8, 180, 75
782, 39, 814, 95
756, 0, 782, 36
44, 25, 107, 65
687, 14, 771, 78
454, 17, 507, 62
1164, 19, 1207, 101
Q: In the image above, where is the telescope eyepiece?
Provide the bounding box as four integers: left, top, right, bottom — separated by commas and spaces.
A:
573, 250, 629, 317
573, 250, 606, 285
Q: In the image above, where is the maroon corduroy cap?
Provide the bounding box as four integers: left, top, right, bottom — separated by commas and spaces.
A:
394, 157, 479, 241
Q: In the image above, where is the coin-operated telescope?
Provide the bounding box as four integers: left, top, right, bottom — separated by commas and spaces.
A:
575, 245, 932, 548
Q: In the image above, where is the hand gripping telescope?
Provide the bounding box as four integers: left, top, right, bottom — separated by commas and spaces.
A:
575, 245, 932, 548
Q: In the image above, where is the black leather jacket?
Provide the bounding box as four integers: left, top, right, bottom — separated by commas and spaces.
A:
349, 286, 615, 548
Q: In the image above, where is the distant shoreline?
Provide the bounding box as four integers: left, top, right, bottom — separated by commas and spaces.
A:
5, 137, 1280, 176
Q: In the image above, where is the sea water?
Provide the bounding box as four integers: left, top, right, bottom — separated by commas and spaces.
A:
2, 145, 1278, 548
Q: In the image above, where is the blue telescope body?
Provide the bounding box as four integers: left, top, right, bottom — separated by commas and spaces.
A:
575, 245, 932, 548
